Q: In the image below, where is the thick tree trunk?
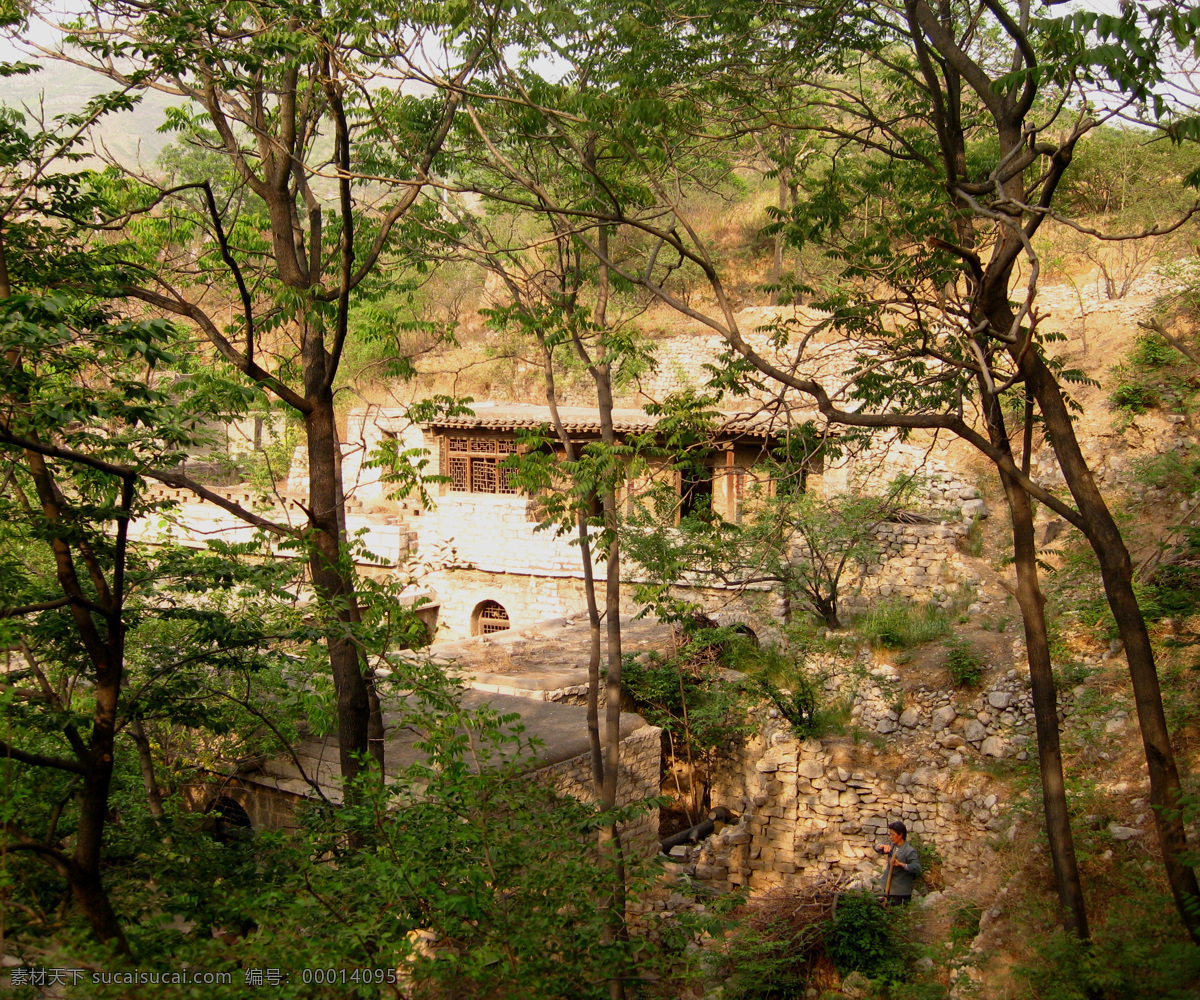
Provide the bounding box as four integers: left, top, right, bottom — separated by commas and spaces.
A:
67, 863, 128, 953
73, 663, 130, 952
1024, 351, 1200, 942
332, 424, 385, 773
303, 370, 371, 788
984, 392, 1089, 938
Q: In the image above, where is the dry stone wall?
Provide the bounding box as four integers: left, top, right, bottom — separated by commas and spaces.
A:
681, 652, 1064, 895
692, 728, 1014, 895
824, 437, 984, 519
847, 521, 976, 614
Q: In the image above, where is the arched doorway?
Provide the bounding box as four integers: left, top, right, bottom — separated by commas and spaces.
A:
472, 599, 511, 636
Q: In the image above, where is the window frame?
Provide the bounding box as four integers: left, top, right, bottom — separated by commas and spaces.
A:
444, 433, 520, 495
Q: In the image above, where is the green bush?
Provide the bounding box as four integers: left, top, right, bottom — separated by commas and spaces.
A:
825, 890, 906, 981
1108, 333, 1198, 415
716, 926, 816, 1000
1017, 915, 1200, 1000
943, 636, 982, 687
858, 601, 951, 650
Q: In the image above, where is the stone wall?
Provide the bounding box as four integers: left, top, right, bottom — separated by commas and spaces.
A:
845, 521, 976, 614
538, 722, 664, 859
426, 566, 785, 642
180, 778, 308, 832
181, 725, 663, 860
692, 728, 1014, 895
682, 654, 1051, 895
823, 434, 983, 519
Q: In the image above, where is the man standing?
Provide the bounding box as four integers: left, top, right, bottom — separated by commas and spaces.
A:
875, 820, 921, 905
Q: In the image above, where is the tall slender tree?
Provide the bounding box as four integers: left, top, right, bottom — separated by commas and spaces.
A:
21, 0, 487, 785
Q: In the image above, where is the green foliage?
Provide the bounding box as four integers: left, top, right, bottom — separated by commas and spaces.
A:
1016, 905, 1200, 1000
1053, 660, 1093, 692
714, 923, 821, 1000
6, 693, 686, 1000
1108, 333, 1199, 415
857, 602, 951, 650
747, 670, 821, 736
825, 890, 906, 981
623, 430, 919, 633
943, 636, 983, 688
948, 900, 982, 946
1058, 125, 1199, 221
623, 633, 756, 818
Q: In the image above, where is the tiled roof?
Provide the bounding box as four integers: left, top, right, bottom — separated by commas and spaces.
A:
421, 402, 818, 438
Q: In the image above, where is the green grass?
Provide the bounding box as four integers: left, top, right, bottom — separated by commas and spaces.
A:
943, 636, 983, 688
857, 601, 952, 650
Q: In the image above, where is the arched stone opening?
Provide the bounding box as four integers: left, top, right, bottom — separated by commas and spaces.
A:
207, 794, 253, 842
730, 623, 759, 647
471, 599, 511, 636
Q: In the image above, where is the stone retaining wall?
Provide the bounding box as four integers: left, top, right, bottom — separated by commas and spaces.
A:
539, 723, 664, 859
683, 652, 1060, 895
847, 521, 975, 613
693, 727, 1012, 895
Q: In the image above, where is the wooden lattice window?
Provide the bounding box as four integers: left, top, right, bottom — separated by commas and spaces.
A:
446, 434, 519, 494
475, 600, 510, 635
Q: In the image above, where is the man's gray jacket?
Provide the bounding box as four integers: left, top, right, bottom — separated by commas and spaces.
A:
879, 842, 921, 896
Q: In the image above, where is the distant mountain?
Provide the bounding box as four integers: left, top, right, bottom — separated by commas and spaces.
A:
3, 59, 177, 170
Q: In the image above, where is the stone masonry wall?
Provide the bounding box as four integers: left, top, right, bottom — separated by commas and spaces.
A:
843, 521, 976, 616
685, 653, 1054, 895
183, 726, 663, 859
539, 723, 664, 859
822, 434, 983, 519
693, 728, 1013, 895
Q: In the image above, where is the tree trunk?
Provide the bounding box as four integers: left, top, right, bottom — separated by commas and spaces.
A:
984, 389, 1089, 938
67, 862, 129, 953
596, 362, 628, 1000
73, 666, 130, 953
1024, 351, 1200, 942
129, 719, 164, 818
332, 423, 386, 773
303, 365, 371, 789
536, 333, 605, 790
772, 135, 787, 305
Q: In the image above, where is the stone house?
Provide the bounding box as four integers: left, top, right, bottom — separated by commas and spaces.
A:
339, 402, 823, 639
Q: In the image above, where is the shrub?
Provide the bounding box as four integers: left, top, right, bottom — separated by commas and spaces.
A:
1017, 914, 1200, 1000
858, 601, 951, 650
1108, 333, 1198, 415
943, 636, 982, 687
717, 927, 814, 1000
825, 890, 906, 981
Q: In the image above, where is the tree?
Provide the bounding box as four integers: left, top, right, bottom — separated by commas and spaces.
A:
444, 0, 1200, 941
624, 418, 917, 631
436, 197, 663, 998
18, 0, 486, 788
0, 93, 307, 947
